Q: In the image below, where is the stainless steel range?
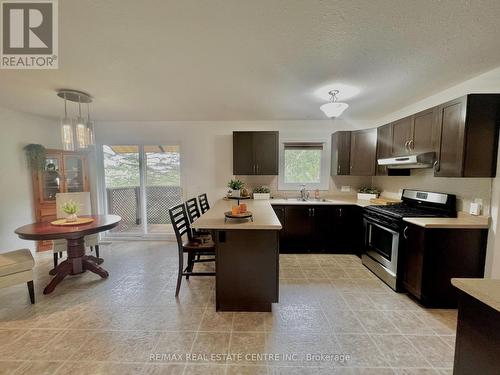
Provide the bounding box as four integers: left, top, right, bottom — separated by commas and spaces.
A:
362, 189, 456, 291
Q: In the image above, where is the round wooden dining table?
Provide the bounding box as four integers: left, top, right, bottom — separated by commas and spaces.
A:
15, 215, 121, 295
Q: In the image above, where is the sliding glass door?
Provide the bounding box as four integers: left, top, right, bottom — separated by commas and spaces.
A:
102, 144, 182, 238
144, 145, 181, 235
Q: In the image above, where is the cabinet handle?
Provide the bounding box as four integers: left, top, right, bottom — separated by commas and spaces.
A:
338, 165, 341, 173
312, 208, 315, 216
256, 164, 259, 174
403, 226, 409, 239
404, 140, 410, 152
409, 139, 414, 150
339, 208, 342, 217
433, 160, 440, 172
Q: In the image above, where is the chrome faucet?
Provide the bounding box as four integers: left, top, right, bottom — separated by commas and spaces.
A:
299, 184, 309, 201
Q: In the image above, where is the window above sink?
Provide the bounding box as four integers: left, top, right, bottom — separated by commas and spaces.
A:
278, 139, 330, 191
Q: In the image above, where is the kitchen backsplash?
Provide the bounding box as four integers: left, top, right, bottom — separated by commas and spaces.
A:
235, 175, 372, 198
373, 169, 492, 214
237, 169, 493, 215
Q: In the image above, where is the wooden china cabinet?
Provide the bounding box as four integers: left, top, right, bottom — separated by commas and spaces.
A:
31, 149, 90, 251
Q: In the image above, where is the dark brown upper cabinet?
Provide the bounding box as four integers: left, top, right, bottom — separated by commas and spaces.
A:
435, 94, 500, 177
412, 107, 439, 153
391, 116, 413, 156
233, 131, 279, 175
331, 131, 351, 176
350, 128, 377, 176
376, 123, 393, 175
390, 108, 439, 157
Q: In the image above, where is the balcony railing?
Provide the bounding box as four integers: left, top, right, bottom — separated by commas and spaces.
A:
106, 186, 182, 233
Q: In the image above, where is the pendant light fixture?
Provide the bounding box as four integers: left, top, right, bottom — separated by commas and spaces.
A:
86, 102, 95, 146
60, 93, 74, 151
57, 89, 94, 150
320, 90, 349, 118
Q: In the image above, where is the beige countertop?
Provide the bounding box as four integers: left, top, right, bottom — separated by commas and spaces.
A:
451, 278, 500, 312
270, 197, 373, 207
200, 197, 489, 229
192, 199, 282, 230
403, 212, 489, 229
271, 197, 489, 229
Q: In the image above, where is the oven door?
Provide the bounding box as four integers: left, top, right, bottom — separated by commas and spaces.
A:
363, 217, 399, 275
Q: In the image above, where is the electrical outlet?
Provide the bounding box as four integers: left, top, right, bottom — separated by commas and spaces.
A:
341, 186, 351, 192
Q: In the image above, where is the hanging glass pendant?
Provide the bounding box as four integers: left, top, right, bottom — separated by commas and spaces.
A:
60, 94, 75, 151
75, 99, 88, 150
86, 102, 95, 146
61, 118, 74, 151
57, 90, 94, 150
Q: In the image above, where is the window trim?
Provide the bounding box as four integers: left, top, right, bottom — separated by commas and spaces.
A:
278, 138, 331, 191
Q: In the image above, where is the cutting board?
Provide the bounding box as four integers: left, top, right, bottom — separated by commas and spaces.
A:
369, 197, 401, 205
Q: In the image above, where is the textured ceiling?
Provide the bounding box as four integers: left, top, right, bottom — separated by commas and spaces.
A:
1, 0, 500, 121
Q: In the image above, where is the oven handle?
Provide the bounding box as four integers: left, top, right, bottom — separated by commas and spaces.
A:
363, 217, 399, 235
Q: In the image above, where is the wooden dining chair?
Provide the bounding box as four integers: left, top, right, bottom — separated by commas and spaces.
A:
169, 203, 215, 296
198, 193, 210, 214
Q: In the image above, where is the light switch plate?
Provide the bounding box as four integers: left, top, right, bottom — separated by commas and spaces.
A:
341, 186, 351, 192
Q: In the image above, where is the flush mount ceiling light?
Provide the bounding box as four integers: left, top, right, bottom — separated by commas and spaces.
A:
57, 89, 94, 151
320, 90, 349, 118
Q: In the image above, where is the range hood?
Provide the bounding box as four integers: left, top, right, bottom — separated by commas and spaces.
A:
378, 152, 436, 169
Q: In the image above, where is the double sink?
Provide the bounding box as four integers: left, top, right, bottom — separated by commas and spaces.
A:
279, 197, 334, 203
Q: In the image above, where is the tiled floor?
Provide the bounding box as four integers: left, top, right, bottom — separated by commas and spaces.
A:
0, 241, 457, 374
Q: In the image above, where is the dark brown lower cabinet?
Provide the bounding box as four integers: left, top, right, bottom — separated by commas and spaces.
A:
272, 206, 285, 246
453, 291, 500, 375
272, 205, 360, 253
401, 223, 488, 307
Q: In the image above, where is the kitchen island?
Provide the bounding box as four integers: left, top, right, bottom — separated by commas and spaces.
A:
192, 199, 282, 311
451, 278, 500, 375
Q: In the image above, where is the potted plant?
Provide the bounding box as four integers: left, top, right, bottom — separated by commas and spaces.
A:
61, 200, 80, 222
357, 186, 381, 200
23, 144, 46, 171
253, 186, 271, 200
227, 179, 245, 198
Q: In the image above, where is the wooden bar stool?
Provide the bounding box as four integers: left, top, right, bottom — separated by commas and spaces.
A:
198, 193, 210, 214
185, 197, 211, 237
169, 203, 215, 296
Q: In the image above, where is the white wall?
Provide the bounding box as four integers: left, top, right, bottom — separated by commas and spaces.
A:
0, 106, 60, 253
486, 150, 500, 278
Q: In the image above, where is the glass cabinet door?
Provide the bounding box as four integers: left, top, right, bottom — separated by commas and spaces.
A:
63, 155, 86, 193
41, 155, 62, 201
